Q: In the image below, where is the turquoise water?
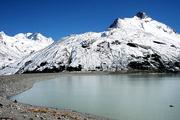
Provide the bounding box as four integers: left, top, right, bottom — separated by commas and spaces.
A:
11, 73, 180, 120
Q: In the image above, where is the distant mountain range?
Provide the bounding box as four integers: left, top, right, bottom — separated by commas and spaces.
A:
0, 32, 53, 69
1, 12, 180, 75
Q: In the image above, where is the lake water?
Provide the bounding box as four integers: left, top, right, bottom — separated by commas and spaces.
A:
11, 73, 180, 120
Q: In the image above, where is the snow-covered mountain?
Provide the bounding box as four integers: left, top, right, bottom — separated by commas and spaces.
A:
1, 12, 180, 75
0, 32, 54, 69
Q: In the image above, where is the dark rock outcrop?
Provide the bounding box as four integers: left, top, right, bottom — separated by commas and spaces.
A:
136, 12, 148, 19
127, 43, 138, 47
109, 18, 119, 28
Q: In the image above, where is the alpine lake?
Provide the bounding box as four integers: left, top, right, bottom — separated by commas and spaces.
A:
10, 73, 180, 120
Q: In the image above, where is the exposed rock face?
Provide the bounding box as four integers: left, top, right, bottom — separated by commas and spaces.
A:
1, 12, 180, 75
136, 12, 148, 19
109, 18, 120, 28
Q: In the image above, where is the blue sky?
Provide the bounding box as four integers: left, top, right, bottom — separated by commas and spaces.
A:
0, 0, 180, 40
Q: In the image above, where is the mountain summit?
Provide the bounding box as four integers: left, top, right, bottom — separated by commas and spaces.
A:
136, 12, 148, 19
109, 12, 149, 28
14, 33, 53, 43
109, 12, 175, 36
1, 13, 180, 75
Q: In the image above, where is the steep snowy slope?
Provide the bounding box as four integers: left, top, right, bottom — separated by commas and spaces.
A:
0, 32, 53, 69
1, 12, 180, 75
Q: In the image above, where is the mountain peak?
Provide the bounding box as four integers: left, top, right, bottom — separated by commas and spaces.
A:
14, 32, 53, 43
27, 33, 43, 40
109, 12, 150, 28
0, 31, 7, 40
27, 33, 54, 43
108, 12, 176, 35
135, 12, 148, 19
0, 31, 6, 36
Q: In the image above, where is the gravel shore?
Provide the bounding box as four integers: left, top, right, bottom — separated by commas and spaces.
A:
0, 73, 110, 120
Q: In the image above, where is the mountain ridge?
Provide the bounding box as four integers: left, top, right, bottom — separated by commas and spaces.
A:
1, 12, 180, 75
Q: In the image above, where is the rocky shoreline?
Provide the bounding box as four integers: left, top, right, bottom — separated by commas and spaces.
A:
0, 73, 110, 120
